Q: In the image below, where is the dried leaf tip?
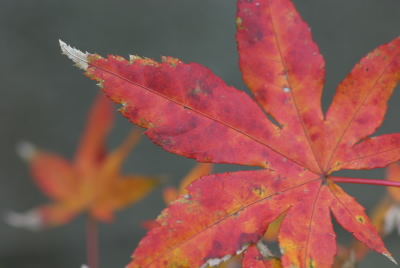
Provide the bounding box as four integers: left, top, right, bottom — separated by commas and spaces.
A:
16, 141, 37, 161
4, 210, 42, 231
59, 39, 89, 70
383, 252, 398, 265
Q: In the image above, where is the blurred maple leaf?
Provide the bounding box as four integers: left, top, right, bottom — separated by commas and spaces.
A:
6, 94, 161, 229
60, 0, 400, 267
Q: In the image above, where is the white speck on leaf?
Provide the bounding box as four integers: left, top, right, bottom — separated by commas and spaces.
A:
283, 87, 290, 93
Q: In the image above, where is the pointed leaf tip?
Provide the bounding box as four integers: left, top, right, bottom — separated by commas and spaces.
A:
384, 252, 398, 265
16, 141, 37, 161
59, 39, 89, 70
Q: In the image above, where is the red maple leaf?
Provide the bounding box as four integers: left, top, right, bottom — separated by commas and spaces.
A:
6, 94, 160, 229
60, 0, 400, 266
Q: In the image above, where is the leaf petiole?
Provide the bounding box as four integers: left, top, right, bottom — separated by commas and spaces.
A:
331, 176, 400, 188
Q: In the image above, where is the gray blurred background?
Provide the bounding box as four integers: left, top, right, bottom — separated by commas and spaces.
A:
1, 0, 400, 267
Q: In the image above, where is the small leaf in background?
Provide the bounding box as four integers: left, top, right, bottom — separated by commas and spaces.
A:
60, 0, 400, 266
5, 93, 161, 229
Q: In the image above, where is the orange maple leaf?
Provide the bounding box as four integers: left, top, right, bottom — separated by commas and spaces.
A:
60, 0, 400, 267
6, 94, 160, 229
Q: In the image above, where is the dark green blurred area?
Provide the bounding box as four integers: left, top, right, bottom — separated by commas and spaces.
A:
0, 0, 399, 267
